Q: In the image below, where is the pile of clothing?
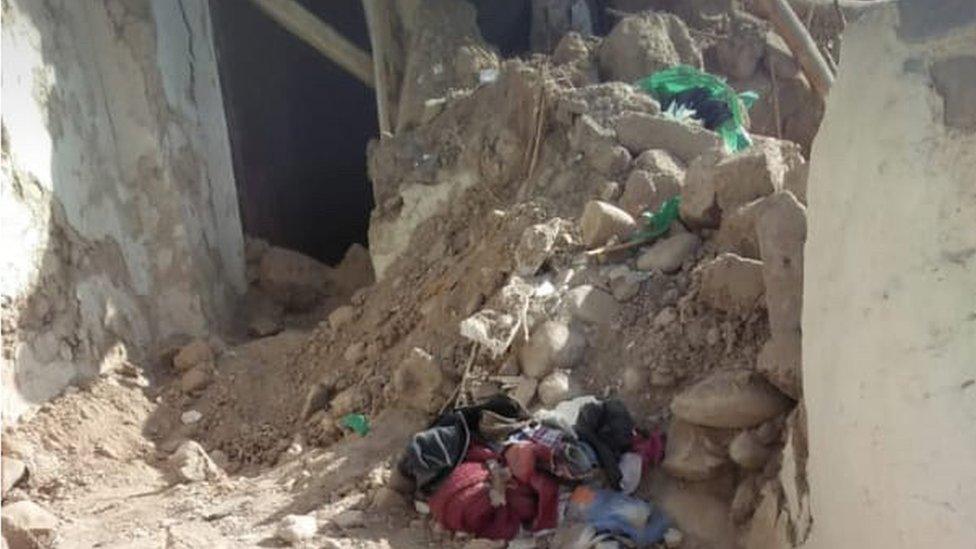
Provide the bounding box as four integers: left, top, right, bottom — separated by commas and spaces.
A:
397, 394, 669, 546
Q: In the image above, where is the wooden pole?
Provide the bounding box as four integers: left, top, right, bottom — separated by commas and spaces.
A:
362, 0, 397, 137
763, 0, 836, 98
250, 0, 374, 87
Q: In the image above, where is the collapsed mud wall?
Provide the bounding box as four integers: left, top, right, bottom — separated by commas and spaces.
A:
803, 2, 976, 546
1, 0, 245, 423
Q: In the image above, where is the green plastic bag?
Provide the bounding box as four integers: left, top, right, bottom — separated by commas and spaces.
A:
636, 65, 757, 153
631, 196, 681, 243
340, 413, 370, 436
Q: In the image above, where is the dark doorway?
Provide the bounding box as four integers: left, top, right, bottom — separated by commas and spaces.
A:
210, 1, 377, 265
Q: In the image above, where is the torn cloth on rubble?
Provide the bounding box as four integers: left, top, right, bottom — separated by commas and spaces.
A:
573, 399, 636, 487
429, 443, 559, 540
567, 486, 671, 546
398, 394, 529, 496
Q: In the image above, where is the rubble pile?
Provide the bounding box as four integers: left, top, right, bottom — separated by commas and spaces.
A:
3, 3, 827, 547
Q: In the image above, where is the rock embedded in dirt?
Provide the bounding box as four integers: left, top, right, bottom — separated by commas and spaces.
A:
328, 305, 356, 331
180, 366, 211, 394
343, 342, 366, 363
619, 164, 684, 218
709, 12, 767, 81
332, 509, 366, 529
671, 369, 793, 428
579, 200, 637, 248
173, 339, 213, 372
537, 371, 571, 406
276, 514, 317, 545
662, 419, 732, 481
714, 197, 766, 259
511, 377, 538, 408
615, 112, 722, 163
653, 307, 678, 329
1, 500, 58, 547
757, 331, 802, 399
514, 220, 562, 276
698, 253, 765, 316
565, 285, 620, 325
729, 430, 772, 470
1, 457, 27, 497
716, 139, 802, 214
634, 148, 685, 179
681, 139, 801, 228
518, 321, 584, 378
757, 191, 806, 335
598, 180, 621, 202
609, 271, 642, 302
168, 440, 223, 483
597, 12, 702, 82
570, 115, 632, 176
259, 246, 332, 312
393, 347, 444, 413
636, 233, 701, 273
180, 410, 202, 425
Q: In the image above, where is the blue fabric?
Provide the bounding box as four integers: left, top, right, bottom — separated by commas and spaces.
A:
568, 487, 671, 546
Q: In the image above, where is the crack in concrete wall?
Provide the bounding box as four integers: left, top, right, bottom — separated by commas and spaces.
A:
1, 0, 244, 423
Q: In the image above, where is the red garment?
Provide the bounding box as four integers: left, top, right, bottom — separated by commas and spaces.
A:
429, 443, 558, 539
632, 430, 666, 468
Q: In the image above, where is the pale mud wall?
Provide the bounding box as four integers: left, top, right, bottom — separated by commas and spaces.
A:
803, 1, 976, 547
1, 0, 245, 423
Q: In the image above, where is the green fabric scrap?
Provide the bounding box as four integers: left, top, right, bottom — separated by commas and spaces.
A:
631, 196, 681, 243
340, 413, 370, 436
636, 65, 757, 153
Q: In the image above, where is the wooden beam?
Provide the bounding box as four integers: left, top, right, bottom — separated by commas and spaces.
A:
763, 0, 835, 99
250, 0, 374, 87
362, 0, 399, 136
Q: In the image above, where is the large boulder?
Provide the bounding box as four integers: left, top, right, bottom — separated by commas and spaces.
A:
662, 419, 732, 481
729, 430, 772, 470
579, 200, 637, 247
1, 500, 58, 548
565, 285, 620, 325
680, 139, 803, 228
570, 115, 632, 176
167, 441, 224, 484
698, 253, 765, 316
598, 12, 702, 82
518, 321, 585, 378
757, 191, 806, 335
671, 369, 793, 428
636, 233, 701, 273
259, 246, 332, 311
619, 168, 682, 217
537, 371, 572, 406
393, 348, 445, 413
713, 196, 766, 259
615, 112, 722, 163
